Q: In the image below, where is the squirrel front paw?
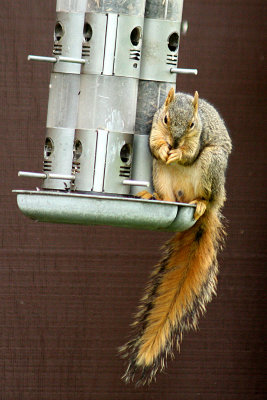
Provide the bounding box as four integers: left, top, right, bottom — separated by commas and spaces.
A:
157, 143, 171, 163
166, 148, 183, 165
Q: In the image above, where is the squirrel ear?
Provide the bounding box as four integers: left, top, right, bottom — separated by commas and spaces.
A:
193, 91, 199, 115
164, 87, 175, 108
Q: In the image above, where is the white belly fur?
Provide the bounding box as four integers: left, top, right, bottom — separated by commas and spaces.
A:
153, 159, 203, 203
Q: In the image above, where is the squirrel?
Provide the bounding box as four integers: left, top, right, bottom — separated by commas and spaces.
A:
119, 88, 232, 385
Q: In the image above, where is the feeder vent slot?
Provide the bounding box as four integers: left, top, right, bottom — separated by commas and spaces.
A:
43, 160, 52, 172
119, 166, 131, 178
53, 44, 62, 55
166, 54, 178, 66
130, 49, 141, 61
72, 161, 81, 173
82, 44, 90, 57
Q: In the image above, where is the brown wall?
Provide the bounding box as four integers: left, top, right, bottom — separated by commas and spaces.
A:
0, 1, 266, 399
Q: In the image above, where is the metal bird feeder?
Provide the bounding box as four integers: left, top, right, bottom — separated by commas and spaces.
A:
14, 0, 198, 232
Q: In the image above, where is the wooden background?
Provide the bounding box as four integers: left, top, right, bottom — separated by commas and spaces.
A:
0, 0, 266, 399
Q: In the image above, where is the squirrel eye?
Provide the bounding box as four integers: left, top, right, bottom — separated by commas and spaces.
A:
189, 122, 194, 129
164, 115, 168, 124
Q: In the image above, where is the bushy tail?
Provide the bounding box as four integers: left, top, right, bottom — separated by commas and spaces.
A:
120, 208, 225, 385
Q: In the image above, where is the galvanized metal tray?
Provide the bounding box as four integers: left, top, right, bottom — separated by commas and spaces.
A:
13, 190, 196, 232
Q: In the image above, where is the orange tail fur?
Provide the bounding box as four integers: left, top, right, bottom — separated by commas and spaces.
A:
120, 209, 225, 385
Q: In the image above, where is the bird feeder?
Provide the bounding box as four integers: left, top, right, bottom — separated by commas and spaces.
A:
14, 0, 198, 231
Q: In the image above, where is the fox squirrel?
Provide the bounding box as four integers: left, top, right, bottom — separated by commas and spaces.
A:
120, 88, 232, 385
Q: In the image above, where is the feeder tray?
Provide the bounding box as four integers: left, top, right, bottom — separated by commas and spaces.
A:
13, 190, 196, 232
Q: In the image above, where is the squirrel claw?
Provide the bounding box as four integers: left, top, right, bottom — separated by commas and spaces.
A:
158, 145, 169, 163
166, 149, 182, 164
189, 199, 207, 220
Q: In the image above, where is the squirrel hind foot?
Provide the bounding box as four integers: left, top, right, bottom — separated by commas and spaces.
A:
189, 199, 207, 220
135, 190, 160, 201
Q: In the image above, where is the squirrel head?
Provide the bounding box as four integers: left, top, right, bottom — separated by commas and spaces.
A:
161, 89, 202, 147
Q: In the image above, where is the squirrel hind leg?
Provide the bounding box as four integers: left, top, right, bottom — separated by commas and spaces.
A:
135, 190, 161, 200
